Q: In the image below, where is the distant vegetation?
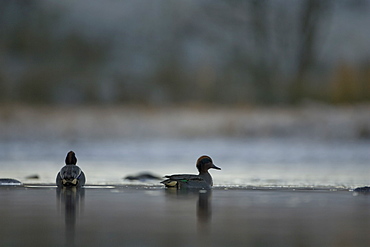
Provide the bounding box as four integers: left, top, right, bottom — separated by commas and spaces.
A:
0, 0, 369, 105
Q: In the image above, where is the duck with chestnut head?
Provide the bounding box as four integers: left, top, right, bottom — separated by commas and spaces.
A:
161, 155, 221, 190
56, 151, 86, 188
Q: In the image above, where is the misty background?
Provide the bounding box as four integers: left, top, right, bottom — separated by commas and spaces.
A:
0, 0, 369, 106
0, 0, 370, 142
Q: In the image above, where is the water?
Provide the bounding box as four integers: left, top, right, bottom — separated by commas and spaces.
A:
0, 138, 369, 188
1, 138, 370, 246
1, 185, 370, 247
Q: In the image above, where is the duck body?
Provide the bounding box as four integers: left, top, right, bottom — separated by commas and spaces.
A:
161, 155, 221, 190
56, 151, 86, 188
162, 174, 212, 189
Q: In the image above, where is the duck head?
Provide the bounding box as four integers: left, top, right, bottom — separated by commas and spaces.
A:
65, 151, 77, 165
196, 155, 221, 173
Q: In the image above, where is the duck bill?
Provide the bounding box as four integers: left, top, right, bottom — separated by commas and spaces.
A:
212, 164, 221, 170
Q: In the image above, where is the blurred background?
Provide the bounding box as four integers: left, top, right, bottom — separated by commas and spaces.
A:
0, 0, 369, 187
1, 0, 370, 106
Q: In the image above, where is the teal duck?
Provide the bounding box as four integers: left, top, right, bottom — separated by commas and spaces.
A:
161, 155, 221, 189
56, 151, 86, 187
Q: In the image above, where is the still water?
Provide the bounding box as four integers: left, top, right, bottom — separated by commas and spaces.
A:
1, 186, 370, 247
0, 138, 369, 188
1, 138, 370, 246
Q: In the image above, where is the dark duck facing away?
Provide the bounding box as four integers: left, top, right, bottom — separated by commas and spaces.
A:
161, 155, 221, 189
56, 151, 86, 188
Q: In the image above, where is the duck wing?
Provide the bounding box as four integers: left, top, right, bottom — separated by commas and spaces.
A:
59, 165, 83, 180
161, 174, 205, 188
164, 174, 204, 182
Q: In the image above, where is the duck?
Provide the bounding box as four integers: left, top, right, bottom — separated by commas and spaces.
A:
161, 155, 221, 189
0, 178, 22, 186
56, 151, 86, 188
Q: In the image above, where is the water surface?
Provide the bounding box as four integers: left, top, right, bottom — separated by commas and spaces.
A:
1, 138, 370, 246
0, 138, 369, 188
1, 185, 370, 247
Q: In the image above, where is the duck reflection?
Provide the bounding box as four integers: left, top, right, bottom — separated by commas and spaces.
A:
197, 190, 212, 225
165, 189, 212, 230
56, 187, 85, 245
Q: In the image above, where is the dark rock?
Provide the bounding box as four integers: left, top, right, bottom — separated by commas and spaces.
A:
25, 174, 40, 179
124, 172, 162, 181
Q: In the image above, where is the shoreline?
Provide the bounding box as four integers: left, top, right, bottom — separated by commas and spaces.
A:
1, 183, 355, 192
0, 104, 369, 140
